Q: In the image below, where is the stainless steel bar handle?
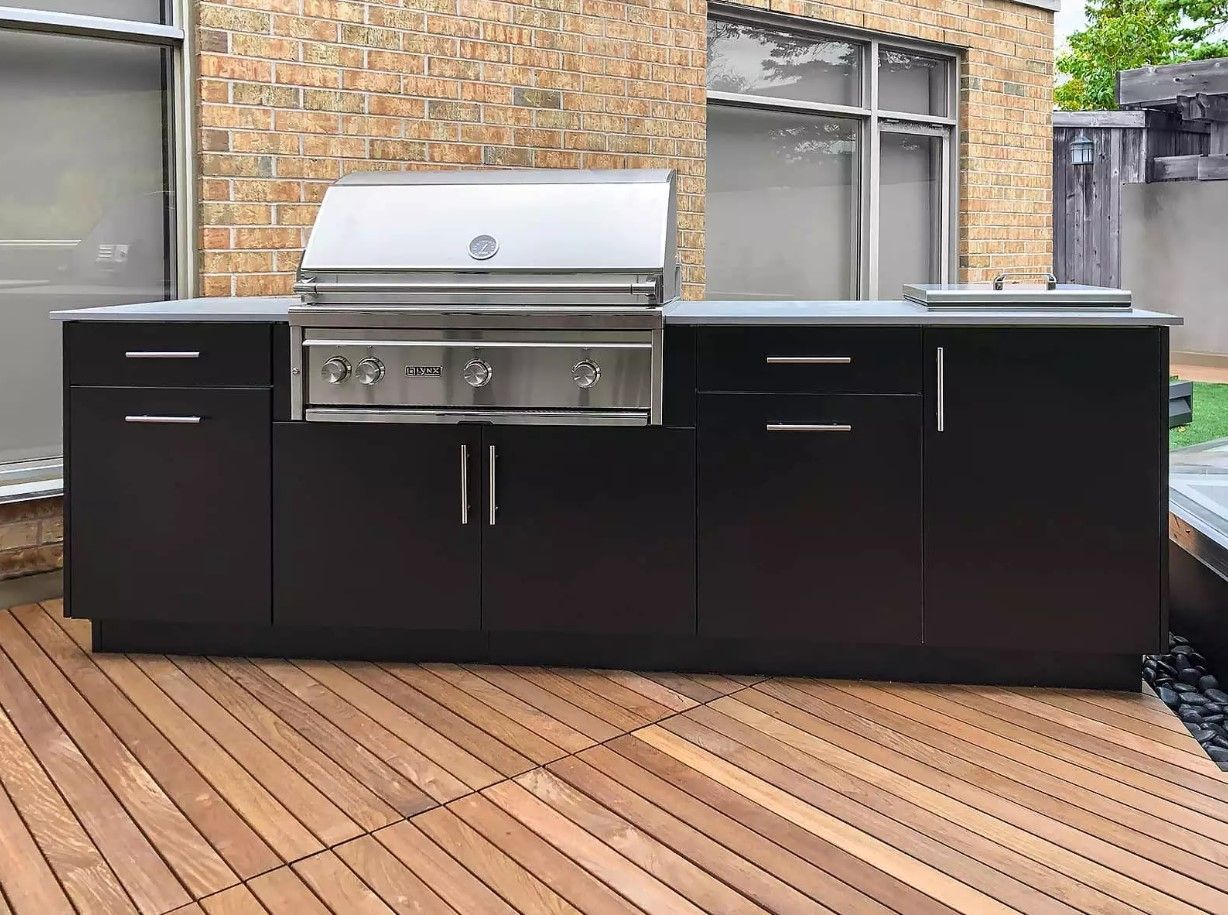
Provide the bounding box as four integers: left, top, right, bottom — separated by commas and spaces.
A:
765, 356, 852, 365
488, 444, 497, 527
460, 444, 469, 525
124, 415, 202, 424
124, 351, 200, 359
991, 271, 1057, 290
936, 346, 945, 432
294, 279, 659, 296
765, 423, 852, 433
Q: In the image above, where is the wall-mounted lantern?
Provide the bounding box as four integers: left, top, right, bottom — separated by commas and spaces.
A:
1070, 132, 1094, 167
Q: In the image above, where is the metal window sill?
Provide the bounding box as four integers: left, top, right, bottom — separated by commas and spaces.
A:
0, 477, 63, 506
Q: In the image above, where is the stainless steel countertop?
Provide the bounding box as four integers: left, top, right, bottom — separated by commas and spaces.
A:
52, 296, 1182, 327
665, 300, 1183, 326
51, 296, 294, 322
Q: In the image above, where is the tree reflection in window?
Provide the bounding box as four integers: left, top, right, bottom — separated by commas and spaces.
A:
707, 20, 861, 107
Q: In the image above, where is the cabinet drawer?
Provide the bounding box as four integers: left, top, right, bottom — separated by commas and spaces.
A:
67, 321, 273, 387
697, 327, 921, 394
698, 393, 922, 645
68, 386, 271, 624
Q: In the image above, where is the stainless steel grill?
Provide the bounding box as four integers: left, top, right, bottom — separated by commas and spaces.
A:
289, 169, 678, 426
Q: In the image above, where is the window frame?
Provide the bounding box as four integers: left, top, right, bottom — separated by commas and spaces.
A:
0, 0, 193, 485
705, 5, 960, 300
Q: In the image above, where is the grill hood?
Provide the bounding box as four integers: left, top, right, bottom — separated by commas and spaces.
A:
294, 168, 679, 308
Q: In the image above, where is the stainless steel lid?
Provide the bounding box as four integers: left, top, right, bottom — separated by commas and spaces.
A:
295, 168, 679, 308
904, 273, 1132, 309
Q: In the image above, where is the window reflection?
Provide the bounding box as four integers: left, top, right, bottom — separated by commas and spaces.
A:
707, 20, 862, 107
707, 105, 858, 300
0, 30, 174, 463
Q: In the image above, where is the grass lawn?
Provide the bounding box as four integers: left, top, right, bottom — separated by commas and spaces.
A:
1171, 381, 1228, 449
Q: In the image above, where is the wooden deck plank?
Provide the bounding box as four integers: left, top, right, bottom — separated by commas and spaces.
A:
446, 793, 645, 915
464, 666, 624, 742
514, 667, 652, 732
674, 707, 1124, 915
374, 820, 521, 915
975, 686, 1215, 763
380, 663, 567, 765
547, 755, 835, 915
726, 690, 1220, 915
605, 736, 958, 915
0, 610, 235, 900
131, 655, 363, 848
33, 608, 282, 880
0, 778, 75, 915
640, 722, 1046, 915
211, 658, 434, 818
413, 806, 586, 915
422, 663, 594, 755
594, 670, 697, 713
515, 766, 772, 915
245, 868, 333, 915
346, 662, 535, 776
0, 646, 180, 915
293, 659, 502, 790
293, 849, 397, 915
545, 668, 673, 722
93, 652, 323, 863
484, 780, 711, 915
946, 685, 1228, 794
766, 679, 1228, 886
889, 683, 1228, 825
171, 656, 400, 833
199, 885, 269, 915
5, 605, 1228, 915
333, 834, 461, 915
253, 658, 467, 804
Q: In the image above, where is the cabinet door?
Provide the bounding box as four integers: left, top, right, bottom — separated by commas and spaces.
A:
923, 328, 1165, 652
698, 394, 923, 644
68, 387, 271, 624
480, 425, 696, 635
274, 422, 481, 630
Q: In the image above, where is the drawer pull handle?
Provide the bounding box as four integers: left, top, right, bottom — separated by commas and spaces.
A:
124, 415, 203, 424
765, 356, 852, 365
460, 444, 469, 525
488, 444, 497, 526
766, 423, 852, 433
124, 351, 201, 359
936, 346, 945, 433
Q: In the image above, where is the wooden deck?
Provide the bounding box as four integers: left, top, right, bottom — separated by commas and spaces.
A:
0, 601, 1225, 914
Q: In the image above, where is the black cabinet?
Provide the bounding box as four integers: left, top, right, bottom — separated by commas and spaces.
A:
273, 422, 482, 630
480, 425, 696, 635
68, 387, 271, 625
922, 328, 1165, 652
698, 393, 923, 644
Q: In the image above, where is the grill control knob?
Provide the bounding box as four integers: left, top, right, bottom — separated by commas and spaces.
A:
463, 358, 492, 388
355, 357, 384, 386
572, 360, 600, 389
320, 356, 350, 384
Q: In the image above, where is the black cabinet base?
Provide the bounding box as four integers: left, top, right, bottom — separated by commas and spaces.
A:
92, 620, 1142, 690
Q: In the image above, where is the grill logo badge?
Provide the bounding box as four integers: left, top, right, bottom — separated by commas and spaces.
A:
404, 365, 442, 377
468, 234, 499, 260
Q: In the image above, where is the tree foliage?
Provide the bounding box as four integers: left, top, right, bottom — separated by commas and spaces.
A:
1055, 0, 1228, 110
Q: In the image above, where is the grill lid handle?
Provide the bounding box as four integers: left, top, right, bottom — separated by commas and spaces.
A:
293, 278, 661, 299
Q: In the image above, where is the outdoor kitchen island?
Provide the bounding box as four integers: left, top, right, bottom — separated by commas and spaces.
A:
54, 296, 1179, 689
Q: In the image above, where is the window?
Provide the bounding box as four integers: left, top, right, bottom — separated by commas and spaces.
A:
706, 13, 956, 300
0, 4, 186, 479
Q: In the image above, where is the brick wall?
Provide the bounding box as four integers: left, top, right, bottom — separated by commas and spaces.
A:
195, 0, 1054, 297
0, 498, 63, 582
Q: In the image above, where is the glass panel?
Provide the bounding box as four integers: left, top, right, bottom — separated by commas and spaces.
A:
706, 105, 858, 300
707, 19, 862, 107
13, 0, 167, 25
878, 49, 948, 116
0, 30, 174, 465
878, 131, 942, 298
